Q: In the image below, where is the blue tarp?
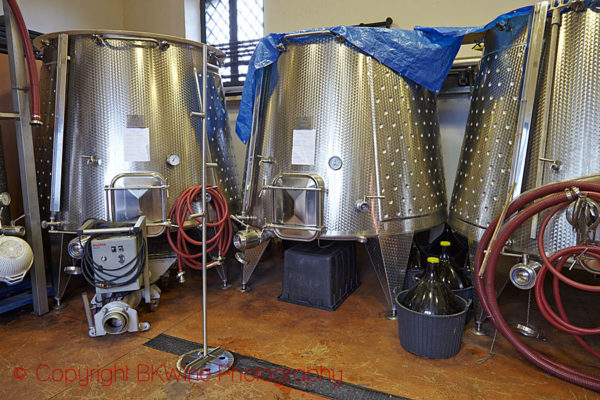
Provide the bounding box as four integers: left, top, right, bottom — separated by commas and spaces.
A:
414, 6, 532, 38
235, 6, 534, 144
235, 26, 463, 144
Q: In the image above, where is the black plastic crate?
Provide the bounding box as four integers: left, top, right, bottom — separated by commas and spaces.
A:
278, 241, 359, 311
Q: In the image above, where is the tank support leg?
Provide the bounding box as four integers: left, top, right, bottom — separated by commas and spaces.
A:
237, 240, 270, 293
468, 241, 489, 336
215, 262, 231, 290
364, 234, 413, 320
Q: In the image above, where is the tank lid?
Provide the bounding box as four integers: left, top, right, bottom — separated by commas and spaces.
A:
427, 257, 440, 263
33, 30, 225, 58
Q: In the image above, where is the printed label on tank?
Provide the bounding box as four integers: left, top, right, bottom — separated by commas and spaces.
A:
127, 115, 146, 128
291, 129, 316, 165
123, 127, 151, 162
297, 116, 312, 129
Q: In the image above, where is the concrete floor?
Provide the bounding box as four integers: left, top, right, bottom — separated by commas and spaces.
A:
0, 243, 598, 399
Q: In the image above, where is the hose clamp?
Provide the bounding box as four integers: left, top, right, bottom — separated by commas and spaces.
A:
565, 186, 581, 201
565, 189, 574, 201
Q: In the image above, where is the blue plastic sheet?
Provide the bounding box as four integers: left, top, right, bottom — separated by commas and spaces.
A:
235, 6, 535, 144
415, 6, 533, 63
235, 26, 465, 143
414, 6, 532, 39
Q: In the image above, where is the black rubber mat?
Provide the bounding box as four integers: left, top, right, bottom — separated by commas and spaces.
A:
144, 334, 409, 400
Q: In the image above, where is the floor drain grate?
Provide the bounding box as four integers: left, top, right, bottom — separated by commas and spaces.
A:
144, 334, 409, 400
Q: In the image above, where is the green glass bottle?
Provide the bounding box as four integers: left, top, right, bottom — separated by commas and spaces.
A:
407, 241, 422, 270
400, 257, 464, 315
439, 241, 469, 289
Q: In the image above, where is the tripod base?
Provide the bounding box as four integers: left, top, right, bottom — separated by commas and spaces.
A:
385, 310, 398, 320
176, 347, 234, 381
238, 284, 252, 293
468, 326, 488, 336
52, 298, 68, 310
510, 322, 546, 341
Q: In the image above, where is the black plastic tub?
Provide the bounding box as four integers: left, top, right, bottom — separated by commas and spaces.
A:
395, 290, 470, 359
454, 286, 473, 302
454, 286, 474, 322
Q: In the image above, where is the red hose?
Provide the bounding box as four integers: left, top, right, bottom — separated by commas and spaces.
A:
166, 185, 232, 274
474, 181, 600, 391
6, 0, 41, 125
536, 250, 600, 335
533, 201, 600, 358
540, 255, 600, 359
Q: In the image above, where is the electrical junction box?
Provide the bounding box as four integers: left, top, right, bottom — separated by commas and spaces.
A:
91, 235, 142, 293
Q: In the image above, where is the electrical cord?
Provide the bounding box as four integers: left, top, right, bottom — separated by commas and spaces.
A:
80, 226, 146, 289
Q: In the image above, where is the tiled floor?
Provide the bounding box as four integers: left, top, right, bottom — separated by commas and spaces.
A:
0, 244, 598, 399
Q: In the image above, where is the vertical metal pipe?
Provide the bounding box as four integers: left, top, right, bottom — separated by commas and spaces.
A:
201, 44, 208, 358
508, 1, 549, 200
530, 8, 561, 239
49, 33, 68, 216
3, 0, 49, 315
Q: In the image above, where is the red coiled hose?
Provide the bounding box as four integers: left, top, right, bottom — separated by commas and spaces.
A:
535, 201, 600, 359
474, 181, 600, 391
6, 0, 41, 125
166, 185, 232, 274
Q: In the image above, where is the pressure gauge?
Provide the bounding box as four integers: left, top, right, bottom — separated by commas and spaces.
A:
0, 192, 11, 207
328, 156, 343, 170
166, 154, 181, 166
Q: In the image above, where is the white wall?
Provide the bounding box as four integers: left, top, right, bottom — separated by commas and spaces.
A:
121, 0, 186, 37
264, 0, 532, 58
3, 0, 125, 32
438, 95, 471, 197
264, 0, 532, 32
10, 1, 533, 51
2, 1, 198, 40
183, 0, 202, 42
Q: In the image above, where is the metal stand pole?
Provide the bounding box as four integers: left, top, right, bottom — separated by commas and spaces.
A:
3, 0, 49, 315
201, 43, 208, 359
176, 45, 233, 380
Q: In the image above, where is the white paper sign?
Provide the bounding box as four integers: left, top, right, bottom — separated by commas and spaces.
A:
291, 129, 316, 165
123, 128, 151, 162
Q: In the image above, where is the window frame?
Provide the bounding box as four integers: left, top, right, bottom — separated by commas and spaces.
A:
201, 0, 263, 93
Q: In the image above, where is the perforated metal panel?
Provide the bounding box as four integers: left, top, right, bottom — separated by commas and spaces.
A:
364, 234, 413, 312
450, 7, 600, 253
448, 15, 530, 241
33, 31, 241, 231
242, 35, 446, 239
371, 62, 447, 223
34, 55, 56, 217
513, 7, 600, 254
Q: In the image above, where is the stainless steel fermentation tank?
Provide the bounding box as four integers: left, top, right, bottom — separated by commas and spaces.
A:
234, 32, 447, 317
450, 1, 600, 255
33, 31, 241, 289
34, 31, 241, 230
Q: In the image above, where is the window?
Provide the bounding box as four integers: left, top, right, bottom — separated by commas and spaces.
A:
202, 0, 264, 90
